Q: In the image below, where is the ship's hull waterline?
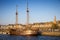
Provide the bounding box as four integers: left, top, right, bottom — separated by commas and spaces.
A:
10, 29, 39, 36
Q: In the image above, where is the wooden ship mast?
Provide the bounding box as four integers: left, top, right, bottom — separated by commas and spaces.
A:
16, 5, 18, 29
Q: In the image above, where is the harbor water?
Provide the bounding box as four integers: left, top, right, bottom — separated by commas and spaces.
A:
0, 34, 60, 40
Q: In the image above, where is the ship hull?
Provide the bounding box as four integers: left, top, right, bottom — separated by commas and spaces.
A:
10, 29, 39, 36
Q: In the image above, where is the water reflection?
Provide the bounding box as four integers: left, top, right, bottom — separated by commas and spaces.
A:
25, 36, 38, 40
0, 34, 60, 40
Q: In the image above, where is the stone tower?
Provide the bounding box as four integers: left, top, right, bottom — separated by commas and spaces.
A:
54, 16, 56, 24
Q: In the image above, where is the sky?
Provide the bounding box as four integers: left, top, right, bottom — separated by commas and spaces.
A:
0, 0, 60, 25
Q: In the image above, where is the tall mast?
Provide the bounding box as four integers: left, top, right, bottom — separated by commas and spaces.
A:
16, 5, 18, 28
26, 0, 29, 25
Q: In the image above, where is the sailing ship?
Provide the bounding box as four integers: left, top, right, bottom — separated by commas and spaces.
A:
10, 0, 39, 36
